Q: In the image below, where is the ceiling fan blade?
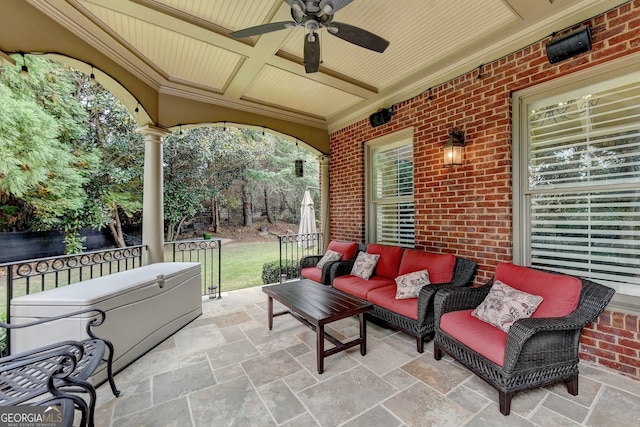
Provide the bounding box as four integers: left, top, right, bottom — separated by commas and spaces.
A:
304, 36, 321, 73
328, 22, 389, 53
230, 21, 295, 39
319, 0, 353, 15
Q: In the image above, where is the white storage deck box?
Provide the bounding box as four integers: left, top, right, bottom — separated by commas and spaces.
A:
10, 262, 202, 384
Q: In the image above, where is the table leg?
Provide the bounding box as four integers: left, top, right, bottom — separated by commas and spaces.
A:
267, 296, 273, 330
360, 313, 367, 356
317, 324, 325, 374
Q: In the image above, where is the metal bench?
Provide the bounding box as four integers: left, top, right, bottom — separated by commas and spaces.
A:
1, 309, 120, 427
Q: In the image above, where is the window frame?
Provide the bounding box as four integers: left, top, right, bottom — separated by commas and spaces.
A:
513, 54, 640, 310
365, 127, 415, 247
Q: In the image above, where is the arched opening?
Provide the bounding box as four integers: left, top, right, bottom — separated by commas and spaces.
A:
0, 55, 328, 260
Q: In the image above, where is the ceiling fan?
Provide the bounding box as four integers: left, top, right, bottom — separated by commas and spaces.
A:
230, 0, 389, 73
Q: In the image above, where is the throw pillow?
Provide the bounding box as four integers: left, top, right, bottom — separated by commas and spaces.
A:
472, 280, 544, 333
316, 250, 343, 269
351, 252, 380, 280
395, 269, 431, 299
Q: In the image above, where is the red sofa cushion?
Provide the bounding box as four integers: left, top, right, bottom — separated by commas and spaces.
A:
398, 250, 456, 284
366, 244, 404, 279
333, 275, 395, 299
367, 285, 418, 320
300, 266, 322, 283
494, 263, 582, 318
327, 241, 359, 261
440, 309, 507, 366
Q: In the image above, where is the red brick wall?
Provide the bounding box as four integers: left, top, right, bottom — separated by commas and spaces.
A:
329, 1, 640, 380
582, 310, 640, 378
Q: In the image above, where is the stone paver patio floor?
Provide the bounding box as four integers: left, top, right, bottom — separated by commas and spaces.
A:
94, 285, 640, 427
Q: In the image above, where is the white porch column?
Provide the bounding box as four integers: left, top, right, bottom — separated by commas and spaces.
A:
320, 155, 330, 251
138, 125, 171, 265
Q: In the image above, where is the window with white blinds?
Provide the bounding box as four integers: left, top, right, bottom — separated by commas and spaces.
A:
522, 73, 640, 295
369, 138, 414, 247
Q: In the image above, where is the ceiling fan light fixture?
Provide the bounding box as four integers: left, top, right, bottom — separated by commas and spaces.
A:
232, 0, 388, 73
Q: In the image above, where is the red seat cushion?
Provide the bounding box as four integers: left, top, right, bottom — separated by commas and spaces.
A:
333, 275, 395, 299
494, 263, 582, 318
440, 309, 508, 366
398, 250, 456, 284
366, 244, 404, 279
327, 241, 359, 261
367, 285, 418, 320
300, 266, 322, 283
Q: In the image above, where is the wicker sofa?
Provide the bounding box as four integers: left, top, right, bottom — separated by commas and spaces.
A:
433, 263, 615, 415
330, 243, 477, 353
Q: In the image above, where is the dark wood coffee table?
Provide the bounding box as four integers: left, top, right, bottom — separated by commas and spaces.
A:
263, 279, 373, 374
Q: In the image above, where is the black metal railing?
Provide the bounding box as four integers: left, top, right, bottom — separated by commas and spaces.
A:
1, 240, 223, 320
166, 239, 222, 298
1, 245, 146, 310
277, 233, 324, 282
0, 245, 147, 354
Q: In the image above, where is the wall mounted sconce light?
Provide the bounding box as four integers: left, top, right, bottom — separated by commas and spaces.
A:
443, 127, 465, 167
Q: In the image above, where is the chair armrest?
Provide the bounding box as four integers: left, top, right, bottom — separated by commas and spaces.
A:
2, 308, 111, 356
502, 313, 589, 373
450, 257, 478, 287
329, 259, 356, 285
417, 257, 476, 326
416, 283, 461, 324
434, 284, 492, 326
299, 255, 323, 269
1, 308, 106, 331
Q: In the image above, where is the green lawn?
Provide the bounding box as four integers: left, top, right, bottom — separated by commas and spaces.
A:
220, 240, 281, 292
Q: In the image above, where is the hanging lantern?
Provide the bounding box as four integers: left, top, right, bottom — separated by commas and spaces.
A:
295, 159, 304, 177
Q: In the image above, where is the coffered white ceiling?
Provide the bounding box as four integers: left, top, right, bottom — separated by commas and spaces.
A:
23, 0, 627, 133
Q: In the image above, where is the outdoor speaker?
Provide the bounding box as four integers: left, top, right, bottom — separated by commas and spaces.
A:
546, 27, 592, 64
369, 108, 394, 128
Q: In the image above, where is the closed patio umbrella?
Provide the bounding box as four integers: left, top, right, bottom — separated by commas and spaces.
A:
298, 189, 317, 248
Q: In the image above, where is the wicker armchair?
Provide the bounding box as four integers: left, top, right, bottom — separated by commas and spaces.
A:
1, 308, 121, 427
433, 266, 615, 415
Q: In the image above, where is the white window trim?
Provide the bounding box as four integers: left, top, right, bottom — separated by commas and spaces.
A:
512, 53, 640, 311
365, 127, 414, 245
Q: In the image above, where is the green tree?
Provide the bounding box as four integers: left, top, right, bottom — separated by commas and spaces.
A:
1, 55, 144, 252
78, 74, 144, 247
0, 61, 90, 243
163, 127, 271, 240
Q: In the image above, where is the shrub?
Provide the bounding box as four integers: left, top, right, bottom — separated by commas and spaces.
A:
262, 260, 299, 284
